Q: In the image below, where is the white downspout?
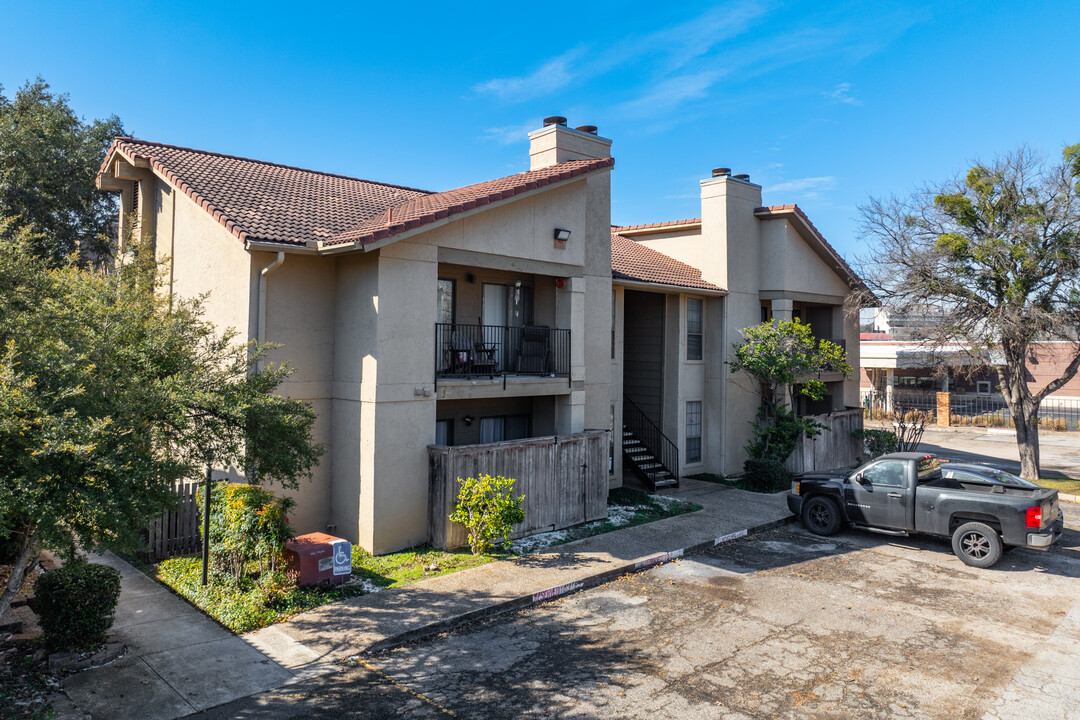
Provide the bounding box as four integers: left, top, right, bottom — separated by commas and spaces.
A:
257, 252, 286, 364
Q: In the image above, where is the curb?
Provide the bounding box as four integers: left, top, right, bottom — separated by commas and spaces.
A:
1060, 493, 1079, 504
364, 513, 796, 654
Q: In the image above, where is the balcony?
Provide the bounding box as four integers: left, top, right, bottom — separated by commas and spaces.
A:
435, 323, 570, 386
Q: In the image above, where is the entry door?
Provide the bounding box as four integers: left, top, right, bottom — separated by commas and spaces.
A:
482, 284, 508, 371
844, 459, 908, 529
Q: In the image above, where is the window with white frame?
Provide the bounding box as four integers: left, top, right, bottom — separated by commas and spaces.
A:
687, 298, 703, 361
686, 401, 702, 464
976, 381, 992, 396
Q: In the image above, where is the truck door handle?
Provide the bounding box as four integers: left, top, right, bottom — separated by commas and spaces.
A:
887, 492, 903, 499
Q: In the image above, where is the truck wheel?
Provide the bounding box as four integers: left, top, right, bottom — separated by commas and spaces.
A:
951, 522, 1003, 568
802, 497, 842, 536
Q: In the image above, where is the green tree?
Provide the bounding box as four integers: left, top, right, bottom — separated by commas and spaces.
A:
0, 78, 125, 264
727, 318, 850, 463
0, 221, 324, 619
858, 145, 1080, 480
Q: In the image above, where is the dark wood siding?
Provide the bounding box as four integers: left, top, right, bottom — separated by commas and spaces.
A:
623, 290, 664, 425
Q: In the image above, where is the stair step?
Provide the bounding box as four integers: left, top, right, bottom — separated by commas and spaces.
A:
652, 478, 678, 488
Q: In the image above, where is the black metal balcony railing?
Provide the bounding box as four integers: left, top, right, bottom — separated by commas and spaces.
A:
435, 323, 571, 385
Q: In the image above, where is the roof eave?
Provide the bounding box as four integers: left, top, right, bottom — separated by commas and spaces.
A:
612, 277, 726, 296
320, 166, 611, 255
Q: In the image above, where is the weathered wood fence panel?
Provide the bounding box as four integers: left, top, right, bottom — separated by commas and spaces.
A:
429, 430, 609, 550
141, 480, 202, 561
785, 409, 863, 475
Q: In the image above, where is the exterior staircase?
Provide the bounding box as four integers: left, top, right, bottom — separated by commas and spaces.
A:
622, 395, 680, 491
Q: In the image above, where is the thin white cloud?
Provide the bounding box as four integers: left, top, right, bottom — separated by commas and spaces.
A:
481, 121, 540, 146
473, 49, 584, 101
823, 82, 862, 106
618, 70, 726, 117
765, 176, 837, 201
471, 1, 770, 104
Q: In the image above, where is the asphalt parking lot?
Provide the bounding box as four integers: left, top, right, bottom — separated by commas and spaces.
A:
203, 505, 1080, 720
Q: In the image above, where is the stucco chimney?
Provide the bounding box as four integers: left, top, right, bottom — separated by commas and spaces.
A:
698, 169, 762, 293
528, 118, 612, 170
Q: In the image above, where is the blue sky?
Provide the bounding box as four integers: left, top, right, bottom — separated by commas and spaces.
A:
3, 0, 1078, 261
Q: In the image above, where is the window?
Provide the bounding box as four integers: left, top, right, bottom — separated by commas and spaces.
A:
976, 381, 992, 395
686, 401, 702, 464
435, 420, 453, 446
686, 298, 703, 361
611, 290, 616, 359
479, 414, 529, 443
862, 460, 904, 487
437, 279, 455, 325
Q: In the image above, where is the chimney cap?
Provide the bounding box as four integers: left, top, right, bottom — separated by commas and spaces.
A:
543, 115, 568, 127
575, 124, 598, 135
733, 173, 751, 181
712, 167, 731, 177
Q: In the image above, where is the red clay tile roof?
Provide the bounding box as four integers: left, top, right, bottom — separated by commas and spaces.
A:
325, 157, 615, 247
615, 218, 701, 233
100, 138, 432, 246
611, 230, 724, 292
753, 204, 869, 292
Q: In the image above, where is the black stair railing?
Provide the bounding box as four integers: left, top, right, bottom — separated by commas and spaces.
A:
622, 395, 679, 484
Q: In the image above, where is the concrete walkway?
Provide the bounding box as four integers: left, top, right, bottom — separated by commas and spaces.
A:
61, 553, 333, 720
60, 481, 791, 719
254, 480, 790, 662
915, 426, 1080, 478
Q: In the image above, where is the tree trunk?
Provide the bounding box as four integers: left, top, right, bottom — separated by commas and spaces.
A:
1014, 412, 1041, 480
0, 531, 40, 622
998, 356, 1041, 480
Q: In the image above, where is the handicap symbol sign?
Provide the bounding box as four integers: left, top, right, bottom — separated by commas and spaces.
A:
331, 539, 352, 576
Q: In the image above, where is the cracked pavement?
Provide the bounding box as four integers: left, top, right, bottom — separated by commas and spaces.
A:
199, 505, 1080, 720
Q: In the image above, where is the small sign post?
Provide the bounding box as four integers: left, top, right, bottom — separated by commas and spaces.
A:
331, 539, 352, 577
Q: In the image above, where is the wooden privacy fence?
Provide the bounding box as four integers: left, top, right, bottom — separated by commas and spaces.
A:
784, 409, 863, 475
428, 430, 609, 550
141, 479, 202, 561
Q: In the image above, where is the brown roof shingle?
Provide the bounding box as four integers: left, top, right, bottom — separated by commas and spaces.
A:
326, 157, 615, 247
100, 138, 614, 250
101, 138, 432, 247
611, 230, 724, 292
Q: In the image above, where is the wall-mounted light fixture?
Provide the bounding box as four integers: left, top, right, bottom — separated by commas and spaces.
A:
555, 278, 567, 289
466, 273, 477, 284
463, 415, 474, 426
553, 228, 572, 242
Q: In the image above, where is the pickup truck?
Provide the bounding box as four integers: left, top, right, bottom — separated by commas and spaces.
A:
786, 452, 1063, 568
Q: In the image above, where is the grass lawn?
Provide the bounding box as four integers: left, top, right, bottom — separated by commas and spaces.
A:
154, 557, 366, 633
1035, 476, 1080, 495
148, 487, 701, 632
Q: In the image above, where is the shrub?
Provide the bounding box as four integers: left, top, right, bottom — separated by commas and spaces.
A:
852, 428, 898, 459
449, 474, 525, 555
35, 559, 122, 652
741, 456, 790, 493
197, 483, 295, 582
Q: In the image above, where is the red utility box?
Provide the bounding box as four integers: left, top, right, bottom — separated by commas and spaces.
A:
284, 532, 352, 587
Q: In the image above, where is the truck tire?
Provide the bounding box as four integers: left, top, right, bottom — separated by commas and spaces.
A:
951, 522, 1003, 568
802, 496, 842, 536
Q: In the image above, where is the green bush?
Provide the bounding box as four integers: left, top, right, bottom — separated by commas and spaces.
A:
742, 456, 791, 493
35, 559, 121, 652
449, 474, 525, 555
197, 483, 295, 582
156, 557, 361, 633
852, 428, 898, 459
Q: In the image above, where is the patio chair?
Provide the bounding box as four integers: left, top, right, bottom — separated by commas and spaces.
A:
515, 325, 550, 374
446, 330, 472, 375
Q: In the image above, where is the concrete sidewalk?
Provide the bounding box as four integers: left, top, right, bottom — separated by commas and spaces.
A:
61, 554, 333, 720
916, 427, 1080, 478
253, 480, 790, 662
61, 480, 791, 719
